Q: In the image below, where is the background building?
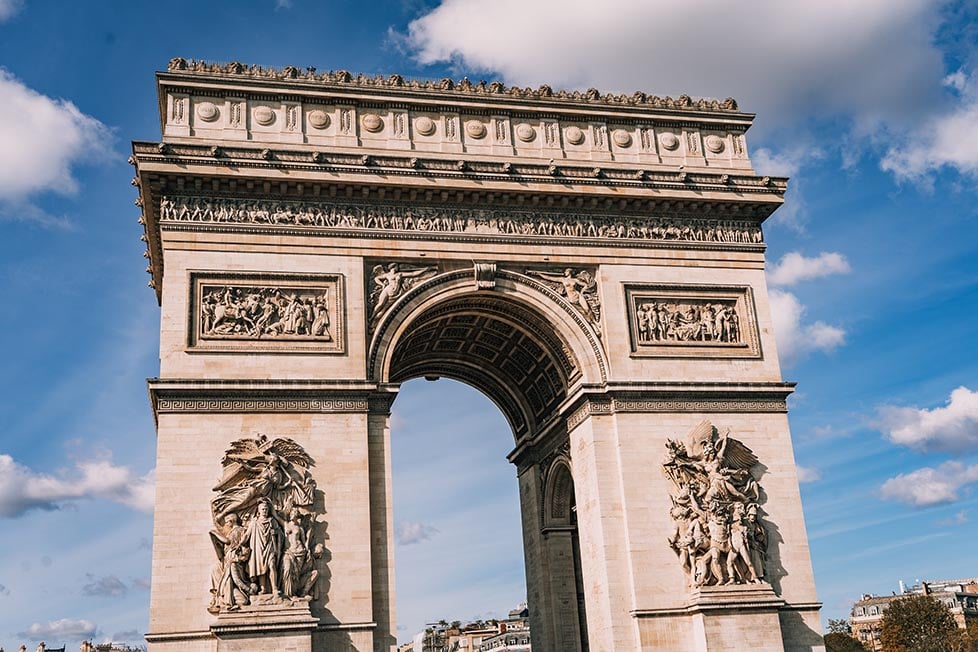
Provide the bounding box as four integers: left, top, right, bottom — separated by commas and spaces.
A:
850, 578, 978, 650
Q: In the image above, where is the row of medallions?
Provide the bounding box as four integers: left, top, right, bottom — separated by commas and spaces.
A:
167, 94, 743, 158
185, 268, 760, 360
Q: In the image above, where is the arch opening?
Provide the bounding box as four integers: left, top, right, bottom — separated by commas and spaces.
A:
386, 291, 582, 441
380, 286, 592, 651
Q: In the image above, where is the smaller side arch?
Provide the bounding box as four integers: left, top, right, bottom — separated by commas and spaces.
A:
543, 457, 576, 529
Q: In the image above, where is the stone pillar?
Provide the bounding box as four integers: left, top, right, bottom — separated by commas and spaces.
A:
368, 391, 398, 652
567, 405, 639, 651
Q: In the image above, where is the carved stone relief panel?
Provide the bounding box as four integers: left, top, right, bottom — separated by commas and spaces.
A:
366, 261, 439, 331
208, 434, 323, 614
527, 267, 601, 330
188, 272, 345, 353
624, 284, 760, 358
662, 420, 770, 588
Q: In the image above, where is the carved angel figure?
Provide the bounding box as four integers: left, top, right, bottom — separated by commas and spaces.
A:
207, 435, 321, 613
662, 420, 767, 587
527, 268, 601, 326
369, 262, 437, 325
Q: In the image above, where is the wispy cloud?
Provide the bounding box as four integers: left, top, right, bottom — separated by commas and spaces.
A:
19, 618, 98, 641
0, 453, 155, 518
396, 520, 440, 545
0, 0, 22, 22
796, 465, 821, 483
877, 386, 978, 453
835, 532, 952, 562
880, 461, 978, 507
938, 509, 969, 527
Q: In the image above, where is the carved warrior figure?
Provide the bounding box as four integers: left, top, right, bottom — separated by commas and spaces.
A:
368, 262, 437, 326
200, 285, 332, 341
160, 196, 764, 245
528, 268, 601, 326
636, 300, 740, 344
208, 435, 322, 613
662, 421, 768, 587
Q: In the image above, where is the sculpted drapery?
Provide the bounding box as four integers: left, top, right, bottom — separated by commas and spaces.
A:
208, 435, 322, 614
663, 420, 769, 588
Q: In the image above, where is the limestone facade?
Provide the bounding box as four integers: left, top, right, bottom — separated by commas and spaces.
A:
133, 59, 824, 651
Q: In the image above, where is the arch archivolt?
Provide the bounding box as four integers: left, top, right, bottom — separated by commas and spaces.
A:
543, 456, 576, 528
368, 266, 609, 440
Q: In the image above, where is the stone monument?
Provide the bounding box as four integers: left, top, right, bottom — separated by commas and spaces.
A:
132, 59, 824, 651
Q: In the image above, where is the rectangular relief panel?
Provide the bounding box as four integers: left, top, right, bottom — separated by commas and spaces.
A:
188, 271, 345, 353
624, 284, 760, 358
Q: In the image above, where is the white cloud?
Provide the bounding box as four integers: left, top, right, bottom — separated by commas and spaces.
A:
396, 520, 440, 545
0, 0, 21, 21
0, 69, 112, 222
880, 461, 978, 507
768, 289, 846, 366
19, 618, 98, 641
877, 387, 978, 453
0, 453, 155, 518
881, 71, 978, 184
796, 465, 821, 483
768, 252, 851, 286
404, 0, 945, 132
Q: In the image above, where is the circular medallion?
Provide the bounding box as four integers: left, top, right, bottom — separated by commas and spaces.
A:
465, 120, 487, 139
705, 135, 725, 153
415, 116, 436, 136
196, 101, 219, 122
515, 123, 536, 143
659, 132, 680, 151
308, 110, 330, 129
612, 129, 632, 147
362, 113, 384, 133
253, 105, 275, 126
565, 126, 585, 145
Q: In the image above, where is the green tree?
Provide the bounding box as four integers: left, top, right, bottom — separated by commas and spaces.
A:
824, 632, 868, 652
879, 594, 959, 652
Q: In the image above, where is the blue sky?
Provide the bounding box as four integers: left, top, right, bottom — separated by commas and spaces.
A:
1, 0, 977, 647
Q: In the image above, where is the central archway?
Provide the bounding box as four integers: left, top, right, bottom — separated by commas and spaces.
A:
371, 270, 600, 651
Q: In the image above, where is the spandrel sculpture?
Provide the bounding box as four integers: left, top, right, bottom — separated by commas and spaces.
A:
208, 434, 322, 614
663, 420, 768, 587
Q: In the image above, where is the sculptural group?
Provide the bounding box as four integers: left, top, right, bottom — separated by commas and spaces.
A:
662, 421, 768, 587
208, 435, 322, 614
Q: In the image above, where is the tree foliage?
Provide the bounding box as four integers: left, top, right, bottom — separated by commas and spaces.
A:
829, 619, 854, 634
824, 632, 868, 652
879, 594, 958, 652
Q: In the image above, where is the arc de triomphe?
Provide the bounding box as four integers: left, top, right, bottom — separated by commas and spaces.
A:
132, 59, 824, 652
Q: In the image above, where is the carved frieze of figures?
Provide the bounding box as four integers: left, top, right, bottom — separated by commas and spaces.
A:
367, 262, 437, 329
636, 300, 739, 344
189, 272, 344, 353
527, 267, 601, 328
625, 284, 760, 358
159, 196, 763, 246
662, 421, 768, 588
208, 434, 323, 614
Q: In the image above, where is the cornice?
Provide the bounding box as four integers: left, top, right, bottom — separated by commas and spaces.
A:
131, 140, 787, 196
147, 378, 397, 424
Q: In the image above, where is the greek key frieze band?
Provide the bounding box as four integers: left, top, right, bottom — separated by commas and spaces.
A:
565, 393, 790, 432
